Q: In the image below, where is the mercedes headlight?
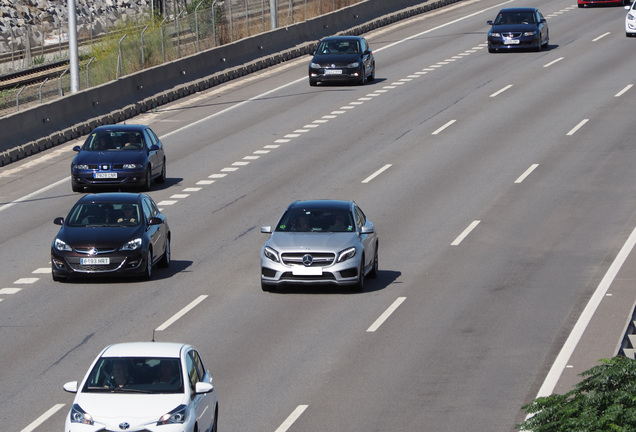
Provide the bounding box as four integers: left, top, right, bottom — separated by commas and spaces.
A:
337, 247, 356, 263
264, 246, 280, 263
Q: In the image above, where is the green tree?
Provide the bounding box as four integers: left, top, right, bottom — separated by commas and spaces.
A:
518, 356, 636, 431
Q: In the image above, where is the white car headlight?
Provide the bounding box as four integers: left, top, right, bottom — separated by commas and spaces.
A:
120, 238, 142, 251
69, 404, 94, 425
157, 404, 187, 425
628, 13, 636, 19
337, 247, 356, 263
264, 246, 280, 263
54, 238, 72, 252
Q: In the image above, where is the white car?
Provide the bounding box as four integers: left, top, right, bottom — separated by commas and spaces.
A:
63, 342, 218, 432
626, 2, 636, 36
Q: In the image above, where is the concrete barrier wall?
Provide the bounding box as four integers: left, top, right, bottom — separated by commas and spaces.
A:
0, 0, 463, 166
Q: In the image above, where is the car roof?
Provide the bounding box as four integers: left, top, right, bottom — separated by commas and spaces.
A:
92, 124, 148, 133
498, 7, 538, 13
77, 192, 145, 205
287, 199, 353, 212
320, 35, 364, 42
100, 342, 190, 358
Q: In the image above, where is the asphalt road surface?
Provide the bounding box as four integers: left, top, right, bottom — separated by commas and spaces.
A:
2, 0, 636, 431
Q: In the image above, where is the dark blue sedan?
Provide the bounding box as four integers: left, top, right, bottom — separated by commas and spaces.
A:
487, 8, 549, 53
308, 36, 375, 86
51, 192, 171, 281
71, 124, 166, 192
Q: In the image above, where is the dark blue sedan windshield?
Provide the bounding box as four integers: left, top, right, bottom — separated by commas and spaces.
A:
83, 131, 145, 151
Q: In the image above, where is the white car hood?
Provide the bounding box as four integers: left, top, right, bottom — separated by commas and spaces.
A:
76, 392, 185, 426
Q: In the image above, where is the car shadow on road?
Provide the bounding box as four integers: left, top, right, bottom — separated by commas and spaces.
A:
266, 269, 401, 295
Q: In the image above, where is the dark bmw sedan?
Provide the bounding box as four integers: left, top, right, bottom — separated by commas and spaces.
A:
308, 35, 375, 86
51, 193, 170, 281
487, 7, 549, 52
71, 124, 166, 192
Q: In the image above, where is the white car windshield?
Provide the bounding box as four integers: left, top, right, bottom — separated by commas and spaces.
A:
82, 357, 183, 394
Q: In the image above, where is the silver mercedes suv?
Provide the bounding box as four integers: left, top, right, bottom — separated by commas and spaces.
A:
260, 200, 378, 291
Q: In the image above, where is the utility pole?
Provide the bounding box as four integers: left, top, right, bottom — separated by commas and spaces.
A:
270, 0, 278, 30
68, 0, 80, 93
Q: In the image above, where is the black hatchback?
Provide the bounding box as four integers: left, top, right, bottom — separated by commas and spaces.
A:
308, 36, 375, 86
71, 124, 166, 192
51, 193, 171, 281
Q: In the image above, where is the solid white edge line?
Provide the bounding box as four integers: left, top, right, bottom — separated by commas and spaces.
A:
535, 226, 636, 399
362, 164, 392, 184
20, 404, 65, 432
451, 220, 480, 246
367, 297, 406, 332
514, 164, 539, 184
155, 295, 208, 331
274, 405, 308, 432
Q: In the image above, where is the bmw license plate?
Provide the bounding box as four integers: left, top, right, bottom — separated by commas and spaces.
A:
80, 257, 110, 265
325, 69, 342, 75
94, 172, 117, 178
292, 266, 323, 276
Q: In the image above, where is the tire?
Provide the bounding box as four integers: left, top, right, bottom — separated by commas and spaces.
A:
142, 249, 153, 280
158, 237, 170, 268
368, 63, 375, 81
156, 159, 167, 184
358, 70, 366, 85
211, 405, 218, 432
143, 168, 152, 191
309, 79, 317, 86
368, 246, 378, 279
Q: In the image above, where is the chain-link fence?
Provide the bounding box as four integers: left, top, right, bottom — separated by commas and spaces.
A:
0, 0, 363, 117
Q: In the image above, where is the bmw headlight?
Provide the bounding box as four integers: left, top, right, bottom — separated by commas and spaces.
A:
120, 238, 142, 251
73, 164, 89, 170
346, 61, 360, 68
122, 163, 141, 169
157, 404, 187, 425
337, 247, 356, 263
54, 238, 72, 252
264, 246, 280, 263
69, 404, 94, 425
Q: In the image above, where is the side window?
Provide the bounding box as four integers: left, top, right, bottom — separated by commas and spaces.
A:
354, 206, 366, 230
142, 197, 157, 220
190, 350, 206, 380
146, 128, 160, 148
185, 353, 199, 390
362, 38, 368, 52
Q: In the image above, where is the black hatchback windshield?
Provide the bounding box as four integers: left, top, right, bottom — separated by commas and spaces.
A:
66, 203, 141, 227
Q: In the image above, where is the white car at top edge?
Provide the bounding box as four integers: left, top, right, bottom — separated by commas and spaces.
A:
62, 342, 218, 432
626, 1, 636, 36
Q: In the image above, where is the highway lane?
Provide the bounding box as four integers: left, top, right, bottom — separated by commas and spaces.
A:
2, 0, 636, 431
